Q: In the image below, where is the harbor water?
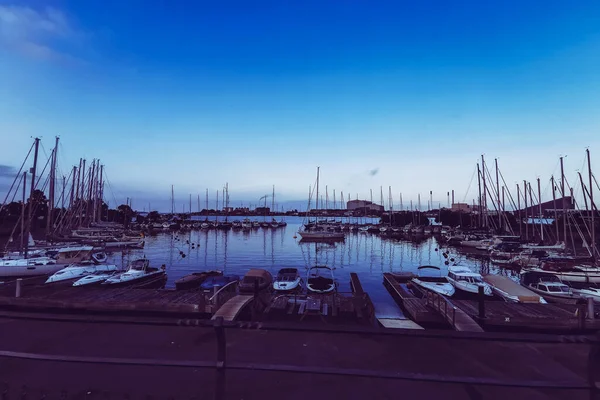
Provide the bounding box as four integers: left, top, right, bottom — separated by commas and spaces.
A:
108, 216, 518, 319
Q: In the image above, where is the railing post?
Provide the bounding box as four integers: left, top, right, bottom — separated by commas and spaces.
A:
213, 316, 226, 400
589, 332, 600, 400
15, 278, 22, 298
478, 286, 485, 320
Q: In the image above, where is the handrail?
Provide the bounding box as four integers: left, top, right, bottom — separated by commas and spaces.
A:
209, 280, 239, 303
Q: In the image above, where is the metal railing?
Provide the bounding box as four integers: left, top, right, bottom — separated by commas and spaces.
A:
426, 290, 457, 328
207, 280, 239, 313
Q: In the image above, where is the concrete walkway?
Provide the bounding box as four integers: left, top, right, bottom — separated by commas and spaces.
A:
0, 314, 595, 399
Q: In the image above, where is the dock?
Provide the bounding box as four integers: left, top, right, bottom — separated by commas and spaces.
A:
424, 291, 484, 332
382, 273, 446, 327
453, 300, 600, 332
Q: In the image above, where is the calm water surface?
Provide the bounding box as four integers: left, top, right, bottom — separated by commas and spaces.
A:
108, 216, 517, 318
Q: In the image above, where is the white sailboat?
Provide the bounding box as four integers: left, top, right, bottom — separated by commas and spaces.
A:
298, 167, 345, 241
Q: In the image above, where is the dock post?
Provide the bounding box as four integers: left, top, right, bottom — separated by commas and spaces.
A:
15, 278, 22, 298
589, 332, 600, 400
478, 286, 485, 320
588, 297, 595, 320
213, 316, 226, 400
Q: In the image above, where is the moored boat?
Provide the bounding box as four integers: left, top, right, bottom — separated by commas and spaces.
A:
239, 269, 273, 293
519, 271, 580, 304
46, 263, 118, 284
447, 266, 493, 297
273, 268, 302, 292
410, 266, 455, 297
306, 265, 336, 294
175, 270, 222, 290
103, 258, 166, 287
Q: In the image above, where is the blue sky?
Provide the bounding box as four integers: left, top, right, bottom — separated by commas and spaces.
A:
1, 1, 600, 211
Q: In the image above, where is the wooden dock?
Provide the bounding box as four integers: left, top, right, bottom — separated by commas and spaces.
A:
424, 291, 484, 332
454, 300, 600, 332
0, 283, 209, 316
212, 295, 254, 321
382, 273, 446, 327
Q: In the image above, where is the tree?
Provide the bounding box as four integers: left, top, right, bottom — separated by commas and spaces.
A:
147, 211, 160, 222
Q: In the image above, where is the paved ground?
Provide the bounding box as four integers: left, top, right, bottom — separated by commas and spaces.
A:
0, 314, 595, 399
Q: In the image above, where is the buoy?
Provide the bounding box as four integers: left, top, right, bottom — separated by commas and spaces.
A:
182, 254, 186, 258
293, 235, 297, 239
445, 261, 449, 265
450, 258, 455, 262
434, 248, 438, 251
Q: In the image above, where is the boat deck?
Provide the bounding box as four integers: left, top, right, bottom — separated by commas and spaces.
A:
483, 275, 543, 303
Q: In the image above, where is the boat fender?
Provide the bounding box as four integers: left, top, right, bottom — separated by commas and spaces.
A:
444, 261, 449, 265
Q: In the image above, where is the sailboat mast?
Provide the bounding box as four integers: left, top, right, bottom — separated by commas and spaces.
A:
481, 156, 487, 229
551, 176, 559, 241
523, 180, 528, 241
272, 185, 275, 213
495, 159, 501, 231
171, 185, 174, 214
25, 138, 40, 257
69, 166, 76, 210
316, 167, 320, 211
537, 178, 543, 242
587, 149, 596, 259
517, 184, 521, 238
477, 163, 482, 228
560, 156, 566, 243
20, 172, 27, 253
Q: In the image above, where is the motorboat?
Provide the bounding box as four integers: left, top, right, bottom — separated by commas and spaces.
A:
238, 269, 273, 293
91, 252, 108, 264
103, 258, 166, 287
447, 266, 493, 297
519, 271, 580, 304
46, 262, 118, 284
571, 284, 600, 303
175, 270, 222, 290
232, 220, 242, 230
73, 270, 120, 287
482, 274, 546, 303
200, 275, 239, 292
410, 266, 455, 297
273, 268, 302, 292
241, 219, 252, 230
306, 265, 336, 294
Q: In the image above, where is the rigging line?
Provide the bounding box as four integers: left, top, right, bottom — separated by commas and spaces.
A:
0, 140, 34, 213
34, 150, 53, 190
461, 164, 477, 203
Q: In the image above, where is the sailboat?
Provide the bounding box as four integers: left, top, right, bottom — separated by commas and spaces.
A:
298, 167, 345, 241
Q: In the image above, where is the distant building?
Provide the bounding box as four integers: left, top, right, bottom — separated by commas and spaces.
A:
520, 196, 574, 217
255, 207, 270, 214
451, 203, 479, 213
347, 200, 384, 213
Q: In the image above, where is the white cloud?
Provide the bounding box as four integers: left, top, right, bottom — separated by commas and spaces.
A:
0, 5, 84, 64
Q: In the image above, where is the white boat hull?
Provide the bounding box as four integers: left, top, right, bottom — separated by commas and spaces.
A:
0, 258, 61, 278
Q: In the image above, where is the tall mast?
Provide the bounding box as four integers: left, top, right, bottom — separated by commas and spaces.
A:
197, 194, 200, 213
380, 186, 384, 208
61, 175, 65, 210
333, 189, 336, 210
551, 176, 559, 241
537, 177, 543, 242
46, 137, 58, 234
400, 193, 403, 210
69, 166, 76, 210
477, 163, 483, 228
429, 191, 433, 212
98, 165, 104, 222
316, 167, 320, 211
25, 138, 40, 256
189, 194, 192, 216
495, 158, 501, 231
78, 159, 86, 227
20, 172, 27, 253
587, 149, 596, 260
272, 185, 275, 212
517, 183, 521, 238
206, 189, 209, 212
171, 185, 174, 214
481, 155, 487, 229
560, 156, 566, 244
523, 180, 528, 241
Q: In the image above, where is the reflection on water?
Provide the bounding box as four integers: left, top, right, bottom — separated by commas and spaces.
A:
107, 216, 515, 318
